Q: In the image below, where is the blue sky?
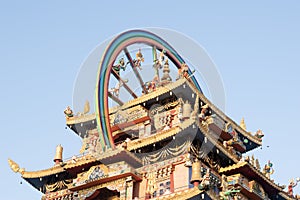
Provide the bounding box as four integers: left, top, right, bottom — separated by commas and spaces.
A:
1, 1, 300, 199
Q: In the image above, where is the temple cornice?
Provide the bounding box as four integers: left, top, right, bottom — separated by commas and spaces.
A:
219, 161, 284, 195
185, 80, 263, 147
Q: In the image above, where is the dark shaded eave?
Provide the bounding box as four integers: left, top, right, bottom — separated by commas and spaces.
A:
69, 171, 142, 191
66, 113, 97, 138
278, 192, 296, 200
195, 120, 240, 164
95, 149, 143, 168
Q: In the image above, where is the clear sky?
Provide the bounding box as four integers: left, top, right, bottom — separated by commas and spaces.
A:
1, 1, 300, 199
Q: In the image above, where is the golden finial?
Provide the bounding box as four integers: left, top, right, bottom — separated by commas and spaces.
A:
250, 155, 255, 166
255, 159, 261, 170
240, 117, 246, 130
83, 100, 90, 114
8, 159, 25, 174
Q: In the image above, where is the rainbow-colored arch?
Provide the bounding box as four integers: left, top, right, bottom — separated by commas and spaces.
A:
95, 29, 202, 150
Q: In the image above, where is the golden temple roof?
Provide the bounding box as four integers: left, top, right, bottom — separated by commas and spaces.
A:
219, 161, 249, 173
219, 161, 283, 192
66, 78, 262, 149
127, 118, 194, 151
66, 113, 95, 125
109, 78, 187, 114
278, 192, 296, 200
185, 80, 263, 146
8, 149, 142, 179
9, 154, 97, 178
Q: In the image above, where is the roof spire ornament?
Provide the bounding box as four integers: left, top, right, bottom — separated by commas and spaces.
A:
83, 100, 90, 114
255, 159, 261, 170
240, 117, 246, 130
250, 155, 255, 166
161, 58, 172, 84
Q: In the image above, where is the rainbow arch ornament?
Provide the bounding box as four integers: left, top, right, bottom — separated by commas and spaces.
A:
95, 29, 202, 150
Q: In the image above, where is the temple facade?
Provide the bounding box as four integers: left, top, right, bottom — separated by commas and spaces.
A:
8, 29, 299, 200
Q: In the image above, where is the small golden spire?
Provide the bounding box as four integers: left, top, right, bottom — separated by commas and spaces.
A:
240, 117, 246, 130
84, 100, 90, 114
